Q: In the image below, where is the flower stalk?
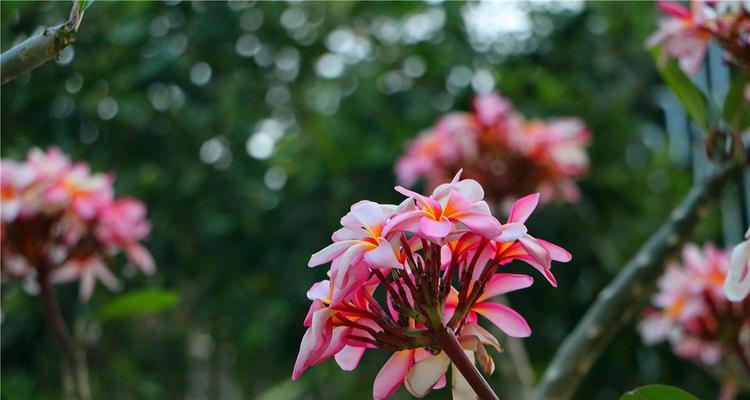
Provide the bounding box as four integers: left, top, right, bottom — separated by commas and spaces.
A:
37, 267, 74, 360
434, 326, 500, 400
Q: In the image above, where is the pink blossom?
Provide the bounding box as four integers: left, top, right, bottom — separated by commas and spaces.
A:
293, 174, 570, 399
1, 147, 155, 302
51, 256, 121, 302
638, 243, 750, 378
387, 171, 502, 240
395, 114, 476, 188
0, 161, 36, 222
96, 198, 154, 274
646, 0, 750, 75
395, 92, 591, 207
309, 200, 407, 290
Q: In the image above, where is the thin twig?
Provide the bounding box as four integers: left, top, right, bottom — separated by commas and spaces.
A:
532, 161, 743, 400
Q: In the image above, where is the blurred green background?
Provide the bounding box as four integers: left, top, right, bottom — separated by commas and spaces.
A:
0, 1, 740, 399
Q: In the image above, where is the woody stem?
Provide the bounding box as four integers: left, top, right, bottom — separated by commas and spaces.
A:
434, 326, 500, 400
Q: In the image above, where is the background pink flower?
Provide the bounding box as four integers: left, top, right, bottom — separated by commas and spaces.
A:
647, 0, 750, 74
0, 147, 155, 301
638, 243, 750, 383
395, 92, 591, 208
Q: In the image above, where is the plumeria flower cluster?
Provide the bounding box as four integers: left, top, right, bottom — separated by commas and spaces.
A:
293, 171, 571, 400
647, 0, 750, 75
639, 243, 750, 383
0, 147, 154, 302
395, 92, 590, 208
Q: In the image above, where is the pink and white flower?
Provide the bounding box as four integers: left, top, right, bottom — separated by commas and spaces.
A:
647, 0, 750, 75
395, 92, 590, 207
638, 243, 750, 380
293, 174, 571, 399
0, 147, 155, 302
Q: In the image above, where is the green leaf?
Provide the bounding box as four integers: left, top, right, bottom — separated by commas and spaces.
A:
620, 384, 700, 400
100, 289, 179, 321
79, 0, 94, 13
723, 72, 750, 130
650, 47, 710, 130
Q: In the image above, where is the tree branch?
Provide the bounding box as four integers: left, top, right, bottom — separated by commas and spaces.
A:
532, 161, 743, 400
0, 0, 89, 85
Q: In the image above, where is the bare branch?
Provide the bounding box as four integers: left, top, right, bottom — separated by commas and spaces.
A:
532, 161, 744, 400
0, 0, 90, 85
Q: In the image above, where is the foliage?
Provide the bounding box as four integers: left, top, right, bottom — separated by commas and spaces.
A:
649, 47, 711, 130
100, 289, 179, 321
619, 384, 699, 400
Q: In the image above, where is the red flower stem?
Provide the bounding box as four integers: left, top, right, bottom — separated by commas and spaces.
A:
434, 326, 500, 400
373, 270, 409, 316
459, 239, 488, 306
347, 335, 379, 347
441, 253, 458, 298
466, 262, 499, 307
335, 315, 380, 337
429, 242, 440, 298
400, 234, 421, 274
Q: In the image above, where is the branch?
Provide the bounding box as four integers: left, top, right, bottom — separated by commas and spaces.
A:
532, 161, 743, 400
0, 0, 90, 85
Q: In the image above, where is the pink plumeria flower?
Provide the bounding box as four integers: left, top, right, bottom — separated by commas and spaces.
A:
26, 147, 71, 181
309, 200, 406, 289
725, 228, 750, 301
0, 161, 36, 222
472, 92, 513, 129
1, 147, 155, 303
639, 242, 749, 376
444, 273, 534, 338
387, 171, 502, 240
646, 0, 712, 75
51, 256, 122, 302
293, 280, 379, 380
494, 193, 572, 286
646, 0, 750, 75
44, 164, 113, 220
395, 114, 476, 188
395, 92, 590, 207
294, 174, 571, 399
96, 198, 155, 274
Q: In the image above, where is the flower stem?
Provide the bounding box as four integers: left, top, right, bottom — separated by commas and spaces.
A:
37, 269, 74, 360
435, 326, 500, 400
719, 381, 737, 400
37, 269, 85, 398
